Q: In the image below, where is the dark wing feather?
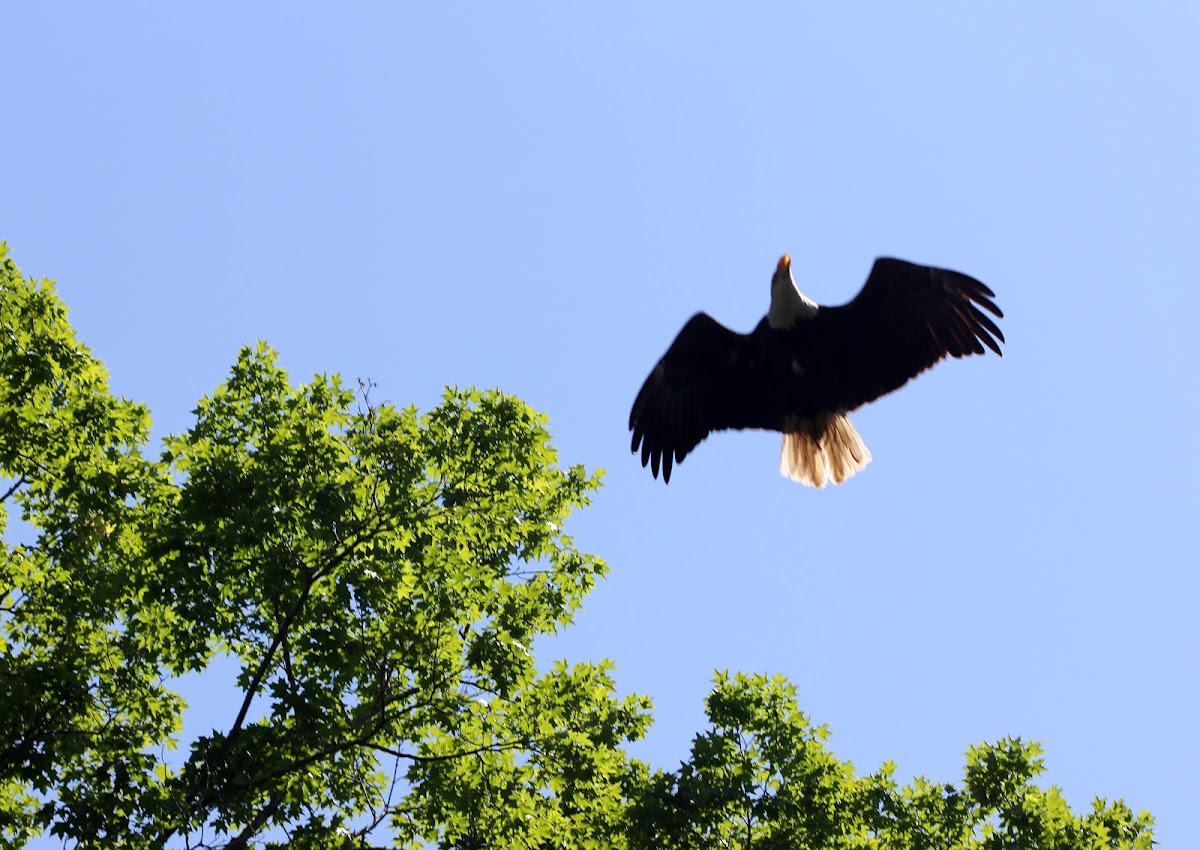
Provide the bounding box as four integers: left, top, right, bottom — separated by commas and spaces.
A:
813, 257, 1004, 411
629, 312, 772, 483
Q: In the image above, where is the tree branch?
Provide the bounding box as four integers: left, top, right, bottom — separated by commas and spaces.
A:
224, 796, 283, 850
0, 474, 28, 503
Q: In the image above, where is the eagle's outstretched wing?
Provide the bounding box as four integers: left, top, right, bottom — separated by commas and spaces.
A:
629, 313, 773, 483
810, 257, 1004, 411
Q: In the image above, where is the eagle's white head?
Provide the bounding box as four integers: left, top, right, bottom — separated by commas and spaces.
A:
767, 254, 819, 330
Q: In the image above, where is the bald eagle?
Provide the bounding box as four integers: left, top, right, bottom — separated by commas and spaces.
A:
629, 255, 1004, 486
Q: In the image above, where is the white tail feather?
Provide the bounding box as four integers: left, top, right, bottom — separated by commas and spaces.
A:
779, 413, 872, 487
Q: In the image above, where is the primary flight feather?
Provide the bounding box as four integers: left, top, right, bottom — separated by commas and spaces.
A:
628, 255, 1004, 486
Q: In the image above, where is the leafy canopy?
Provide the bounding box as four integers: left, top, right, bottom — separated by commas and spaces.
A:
0, 243, 1153, 848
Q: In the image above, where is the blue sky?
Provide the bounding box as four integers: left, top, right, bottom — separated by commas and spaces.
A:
5, 3, 1198, 845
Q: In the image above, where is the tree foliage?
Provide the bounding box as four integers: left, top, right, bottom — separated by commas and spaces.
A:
629, 672, 1153, 850
0, 243, 1153, 848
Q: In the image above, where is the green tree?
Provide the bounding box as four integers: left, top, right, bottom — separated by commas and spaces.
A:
0, 243, 1154, 848
1, 243, 169, 842
626, 672, 1153, 850
1, 243, 644, 847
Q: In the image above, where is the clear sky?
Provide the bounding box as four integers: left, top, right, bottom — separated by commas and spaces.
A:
5, 4, 1198, 846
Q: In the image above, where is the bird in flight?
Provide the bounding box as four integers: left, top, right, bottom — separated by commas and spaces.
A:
629, 255, 1004, 486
